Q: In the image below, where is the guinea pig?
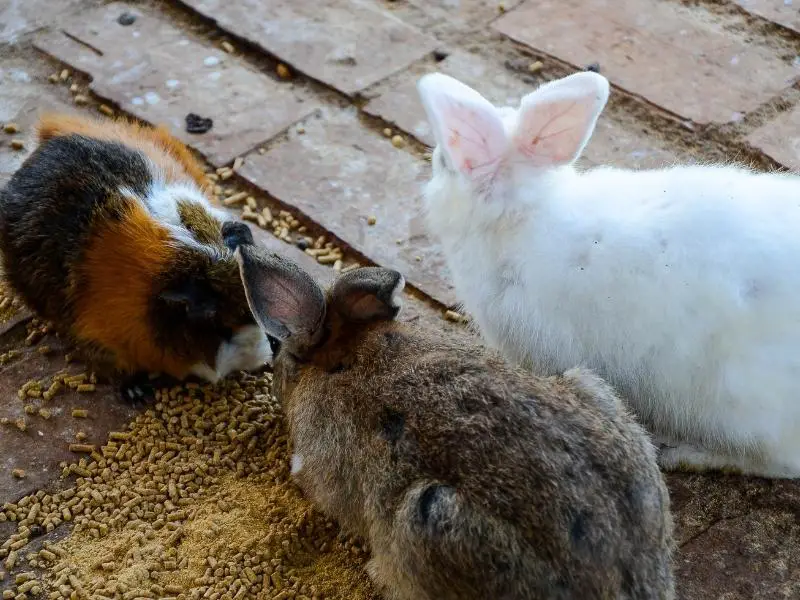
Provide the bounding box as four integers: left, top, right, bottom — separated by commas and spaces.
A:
0, 113, 271, 391
234, 242, 676, 600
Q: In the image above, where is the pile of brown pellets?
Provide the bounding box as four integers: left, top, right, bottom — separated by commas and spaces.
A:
1, 372, 378, 600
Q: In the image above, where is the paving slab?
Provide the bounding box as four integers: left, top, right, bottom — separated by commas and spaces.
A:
0, 0, 94, 45
34, 2, 319, 167
405, 0, 523, 29
492, 0, 800, 125
363, 51, 678, 169
236, 108, 457, 307
667, 472, 800, 600
0, 97, 78, 187
736, 0, 800, 35
747, 105, 800, 171
176, 0, 440, 97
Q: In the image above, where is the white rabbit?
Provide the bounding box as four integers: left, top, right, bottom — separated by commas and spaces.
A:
417, 70, 800, 479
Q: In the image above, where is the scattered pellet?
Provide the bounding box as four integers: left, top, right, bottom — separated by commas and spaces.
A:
367, 216, 377, 226
71, 409, 89, 419
528, 60, 544, 73
73, 95, 89, 105
59, 69, 70, 81
11, 470, 25, 479
98, 105, 114, 117
275, 63, 292, 79
390, 135, 404, 149
223, 191, 248, 206
382, 128, 392, 138
10, 140, 24, 151
221, 41, 235, 53
3, 123, 19, 134
77, 384, 96, 393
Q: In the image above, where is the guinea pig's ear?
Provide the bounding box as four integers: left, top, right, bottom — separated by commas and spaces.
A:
330, 267, 405, 323
157, 279, 219, 322
221, 220, 254, 251
235, 244, 326, 345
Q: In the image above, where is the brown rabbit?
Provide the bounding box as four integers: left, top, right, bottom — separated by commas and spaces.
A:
235, 242, 675, 600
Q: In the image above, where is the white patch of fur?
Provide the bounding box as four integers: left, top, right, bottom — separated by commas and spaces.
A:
189, 362, 220, 383
215, 324, 272, 377
290, 453, 304, 475
390, 275, 405, 311
188, 325, 270, 383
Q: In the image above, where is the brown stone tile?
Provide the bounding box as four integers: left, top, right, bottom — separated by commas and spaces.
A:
235, 108, 457, 307
735, 0, 800, 35
363, 51, 677, 169
405, 0, 523, 29
747, 106, 800, 171
34, 2, 320, 167
0, 60, 79, 187
492, 0, 800, 125
176, 0, 439, 97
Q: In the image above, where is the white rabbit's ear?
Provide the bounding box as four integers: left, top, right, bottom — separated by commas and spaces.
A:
417, 73, 507, 183
514, 72, 609, 167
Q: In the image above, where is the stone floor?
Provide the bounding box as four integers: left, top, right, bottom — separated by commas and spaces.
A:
1, 0, 799, 598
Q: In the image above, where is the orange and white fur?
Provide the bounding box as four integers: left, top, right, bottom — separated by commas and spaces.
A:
0, 114, 270, 385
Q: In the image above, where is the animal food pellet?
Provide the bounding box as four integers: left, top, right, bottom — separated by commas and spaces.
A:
221, 41, 235, 53
48, 74, 59, 83
223, 191, 248, 206
367, 216, 377, 226
3, 123, 19, 134
59, 69, 70, 81
98, 105, 114, 117
11, 469, 25, 479
390, 135, 404, 148
71, 409, 89, 418
73, 95, 89, 105
77, 384, 96, 393
276, 63, 291, 79
528, 60, 544, 73
444, 310, 467, 323
232, 157, 244, 171
10, 140, 24, 151
382, 128, 392, 138
69, 83, 79, 93
38, 408, 52, 419
69, 444, 95, 454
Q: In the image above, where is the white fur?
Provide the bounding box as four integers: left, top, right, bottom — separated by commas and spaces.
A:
290, 453, 304, 475
190, 324, 271, 383
391, 275, 406, 311
418, 71, 800, 479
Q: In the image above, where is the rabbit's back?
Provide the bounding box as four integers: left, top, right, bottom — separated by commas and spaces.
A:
290, 328, 674, 599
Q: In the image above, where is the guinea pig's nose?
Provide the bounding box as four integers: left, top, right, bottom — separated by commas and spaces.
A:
222, 221, 254, 250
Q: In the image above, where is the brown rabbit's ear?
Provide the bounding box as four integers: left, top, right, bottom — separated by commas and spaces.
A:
235, 245, 326, 345
330, 267, 405, 323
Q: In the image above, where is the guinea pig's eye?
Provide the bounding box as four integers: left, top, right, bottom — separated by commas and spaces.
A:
267, 335, 282, 356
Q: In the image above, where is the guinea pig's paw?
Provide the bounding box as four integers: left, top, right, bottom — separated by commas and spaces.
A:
119, 372, 157, 405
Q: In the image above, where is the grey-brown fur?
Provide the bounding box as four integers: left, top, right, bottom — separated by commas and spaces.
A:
235, 244, 676, 600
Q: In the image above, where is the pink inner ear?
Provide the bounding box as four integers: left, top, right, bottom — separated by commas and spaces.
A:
517, 99, 589, 165
439, 98, 506, 184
